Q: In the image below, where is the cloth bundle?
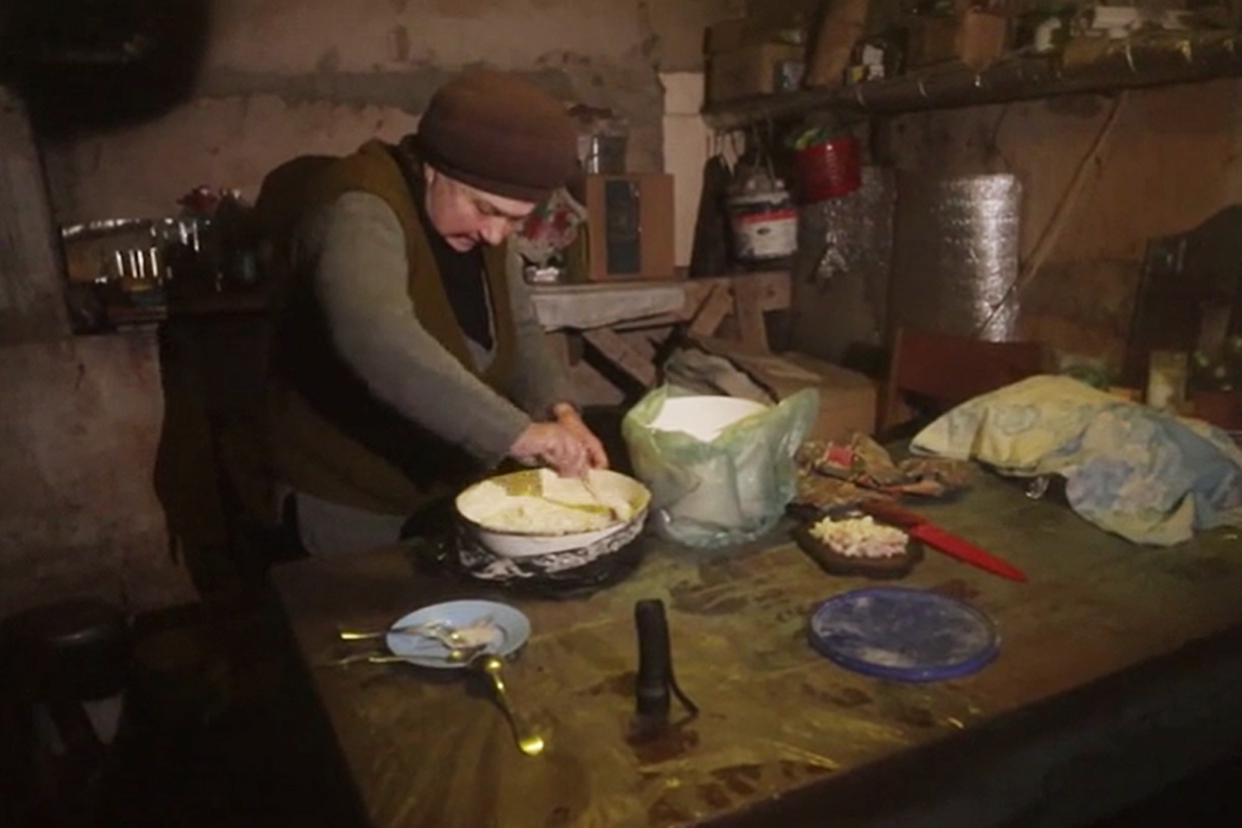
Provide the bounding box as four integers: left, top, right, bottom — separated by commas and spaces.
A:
911, 375, 1242, 545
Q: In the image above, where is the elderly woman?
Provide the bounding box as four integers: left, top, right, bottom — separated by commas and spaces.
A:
256, 70, 607, 556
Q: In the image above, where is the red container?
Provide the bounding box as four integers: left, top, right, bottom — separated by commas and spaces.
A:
794, 136, 862, 202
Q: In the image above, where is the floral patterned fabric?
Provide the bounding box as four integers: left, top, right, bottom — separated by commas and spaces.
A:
911, 375, 1242, 546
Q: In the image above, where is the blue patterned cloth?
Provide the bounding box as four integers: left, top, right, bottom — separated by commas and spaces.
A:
911, 375, 1242, 545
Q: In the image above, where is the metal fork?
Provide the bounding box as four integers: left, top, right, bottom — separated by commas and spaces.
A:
337, 621, 466, 648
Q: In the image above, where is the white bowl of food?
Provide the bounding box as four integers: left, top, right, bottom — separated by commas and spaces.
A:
454, 468, 651, 559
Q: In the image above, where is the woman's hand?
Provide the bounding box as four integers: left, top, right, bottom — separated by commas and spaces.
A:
508, 421, 592, 478
551, 403, 609, 471
508, 404, 611, 478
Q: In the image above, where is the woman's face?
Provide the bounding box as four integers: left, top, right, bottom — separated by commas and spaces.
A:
423, 166, 535, 252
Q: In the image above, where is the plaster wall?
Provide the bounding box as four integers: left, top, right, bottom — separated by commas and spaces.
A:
0, 87, 195, 617
662, 71, 711, 267
0, 334, 197, 617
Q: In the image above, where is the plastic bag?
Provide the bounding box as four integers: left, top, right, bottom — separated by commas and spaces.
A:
621, 384, 819, 548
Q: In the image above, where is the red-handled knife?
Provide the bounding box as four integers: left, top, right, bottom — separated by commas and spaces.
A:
859, 500, 1028, 583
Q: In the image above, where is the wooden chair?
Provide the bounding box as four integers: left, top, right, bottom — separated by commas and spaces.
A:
878, 326, 1046, 434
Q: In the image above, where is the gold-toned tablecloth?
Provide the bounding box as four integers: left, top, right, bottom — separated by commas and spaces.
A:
273, 471, 1242, 828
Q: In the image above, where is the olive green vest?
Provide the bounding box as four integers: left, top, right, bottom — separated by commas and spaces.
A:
263, 140, 517, 515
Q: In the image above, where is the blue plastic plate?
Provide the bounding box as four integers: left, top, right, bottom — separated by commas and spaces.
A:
807, 586, 999, 682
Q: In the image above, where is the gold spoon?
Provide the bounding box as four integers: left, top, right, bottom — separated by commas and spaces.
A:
473, 654, 545, 756
320, 644, 484, 668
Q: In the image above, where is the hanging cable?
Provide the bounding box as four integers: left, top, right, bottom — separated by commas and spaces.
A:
972, 92, 1128, 339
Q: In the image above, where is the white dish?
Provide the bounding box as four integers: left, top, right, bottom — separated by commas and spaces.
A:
455, 468, 651, 559
384, 600, 530, 669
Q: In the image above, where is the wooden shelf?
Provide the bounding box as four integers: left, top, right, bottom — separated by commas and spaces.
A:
703, 30, 1242, 129
89, 286, 277, 334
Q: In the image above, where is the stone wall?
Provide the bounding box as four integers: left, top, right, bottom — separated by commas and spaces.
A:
36, 0, 742, 224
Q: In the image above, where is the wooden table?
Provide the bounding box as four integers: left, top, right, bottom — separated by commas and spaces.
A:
271, 471, 1242, 828
531, 272, 791, 403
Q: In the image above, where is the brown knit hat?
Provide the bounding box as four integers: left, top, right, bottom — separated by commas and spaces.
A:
417, 70, 579, 203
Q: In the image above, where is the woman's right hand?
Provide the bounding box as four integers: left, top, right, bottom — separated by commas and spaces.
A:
508, 422, 591, 478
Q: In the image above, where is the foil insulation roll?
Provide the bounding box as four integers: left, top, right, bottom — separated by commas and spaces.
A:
890, 173, 1023, 341
790, 166, 897, 364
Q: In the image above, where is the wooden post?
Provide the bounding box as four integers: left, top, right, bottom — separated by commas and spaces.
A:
731, 275, 770, 351
0, 85, 71, 343
688, 283, 735, 339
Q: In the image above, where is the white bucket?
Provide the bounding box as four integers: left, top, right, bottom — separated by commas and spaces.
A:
727, 190, 798, 262
649, 396, 767, 441
648, 395, 773, 531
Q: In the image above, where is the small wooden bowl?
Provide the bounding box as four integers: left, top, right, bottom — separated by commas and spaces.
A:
791, 518, 924, 580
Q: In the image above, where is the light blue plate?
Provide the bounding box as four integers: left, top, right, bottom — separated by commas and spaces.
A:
385, 599, 531, 670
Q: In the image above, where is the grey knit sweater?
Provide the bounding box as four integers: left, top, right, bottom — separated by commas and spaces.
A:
291, 191, 575, 467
